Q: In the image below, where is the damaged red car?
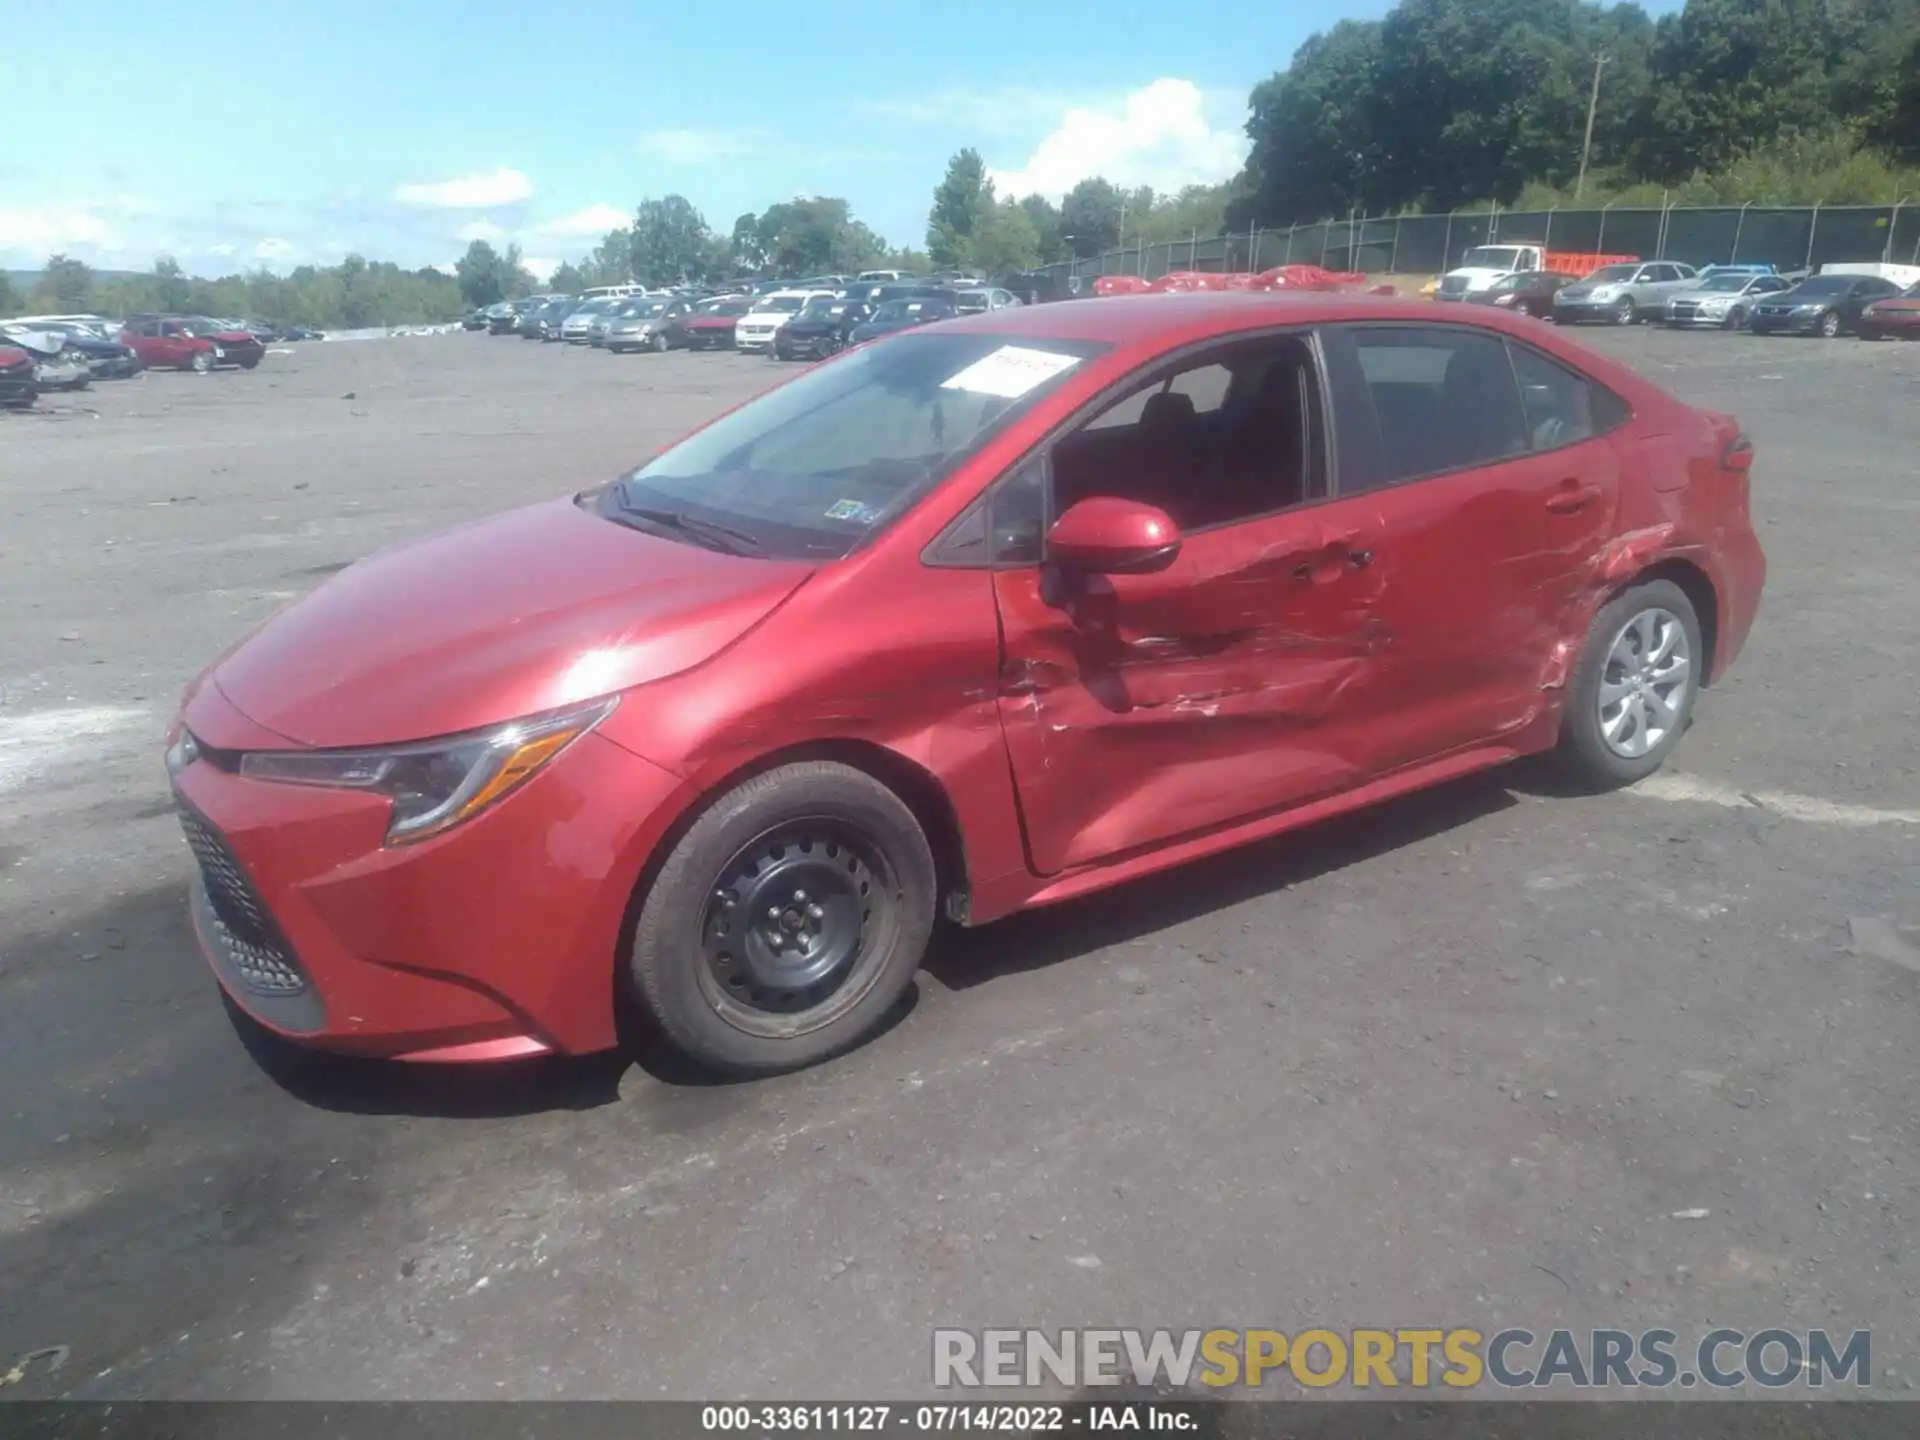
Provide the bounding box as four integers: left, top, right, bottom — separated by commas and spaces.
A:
169, 294, 1765, 1076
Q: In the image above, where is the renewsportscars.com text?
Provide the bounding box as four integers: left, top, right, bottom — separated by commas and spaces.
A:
932, 1327, 1871, 1390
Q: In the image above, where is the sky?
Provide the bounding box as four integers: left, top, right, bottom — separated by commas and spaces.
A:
0, 0, 1411, 281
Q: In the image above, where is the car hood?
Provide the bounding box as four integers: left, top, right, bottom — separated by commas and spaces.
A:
1866, 297, 1920, 312
212, 494, 817, 747
684, 314, 739, 326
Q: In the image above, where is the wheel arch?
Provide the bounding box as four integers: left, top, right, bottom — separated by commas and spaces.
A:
1610, 557, 1721, 685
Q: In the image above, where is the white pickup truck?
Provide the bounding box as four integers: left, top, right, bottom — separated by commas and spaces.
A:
1434, 244, 1549, 301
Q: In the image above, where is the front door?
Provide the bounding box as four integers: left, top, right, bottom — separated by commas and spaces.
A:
990, 333, 1392, 876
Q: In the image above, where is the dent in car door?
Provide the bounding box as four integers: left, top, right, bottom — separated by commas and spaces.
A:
1324, 325, 1620, 768
989, 338, 1389, 875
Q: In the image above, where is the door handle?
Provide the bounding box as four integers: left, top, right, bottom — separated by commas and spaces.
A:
1545, 484, 1601, 514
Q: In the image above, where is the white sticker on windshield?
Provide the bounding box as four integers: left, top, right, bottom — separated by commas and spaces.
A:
825, 499, 879, 524
940, 346, 1081, 399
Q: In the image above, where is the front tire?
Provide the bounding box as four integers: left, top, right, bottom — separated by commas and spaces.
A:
651, 330, 670, 353
1612, 297, 1636, 326
1858, 324, 1883, 341
186, 350, 213, 373
1553, 579, 1702, 791
1724, 305, 1748, 331
628, 761, 937, 1076
1818, 310, 1842, 338
238, 356, 261, 370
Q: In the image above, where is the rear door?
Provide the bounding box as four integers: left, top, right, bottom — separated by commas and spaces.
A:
1321, 323, 1622, 768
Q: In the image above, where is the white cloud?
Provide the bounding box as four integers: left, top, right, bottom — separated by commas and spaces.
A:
394, 167, 533, 208
987, 80, 1247, 202
207, 243, 236, 258
254, 237, 296, 261
638, 129, 750, 165
0, 204, 121, 254
538, 203, 630, 237
521, 256, 560, 283
457, 218, 508, 244
856, 85, 1084, 137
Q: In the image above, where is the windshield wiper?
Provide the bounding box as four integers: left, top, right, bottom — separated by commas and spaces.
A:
613, 492, 765, 555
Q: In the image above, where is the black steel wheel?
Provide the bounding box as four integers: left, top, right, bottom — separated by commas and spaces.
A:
629, 761, 937, 1074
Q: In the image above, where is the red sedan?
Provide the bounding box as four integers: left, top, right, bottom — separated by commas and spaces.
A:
1857, 281, 1920, 340
122, 316, 265, 372
169, 294, 1765, 1075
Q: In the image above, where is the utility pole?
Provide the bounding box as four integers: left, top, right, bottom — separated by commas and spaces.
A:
1576, 52, 1609, 201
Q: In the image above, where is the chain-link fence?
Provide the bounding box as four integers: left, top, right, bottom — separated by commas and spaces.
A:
1045, 203, 1920, 284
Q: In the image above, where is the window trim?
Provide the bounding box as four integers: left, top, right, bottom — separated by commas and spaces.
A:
1323, 320, 1632, 496
923, 324, 1341, 570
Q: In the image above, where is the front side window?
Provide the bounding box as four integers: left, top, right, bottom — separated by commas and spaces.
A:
603, 332, 1106, 560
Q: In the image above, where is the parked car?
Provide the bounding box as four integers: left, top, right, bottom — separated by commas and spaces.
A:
951, 287, 1023, 315
462, 308, 491, 331
735, 290, 837, 353
1662, 272, 1792, 330
522, 297, 577, 341
0, 344, 35, 408
771, 297, 872, 360
279, 326, 324, 342
485, 302, 522, 334
40, 324, 143, 378
604, 299, 696, 353
847, 294, 959, 343
1749, 273, 1906, 337
121, 316, 266, 371
0, 326, 92, 390
560, 297, 621, 344
1463, 271, 1576, 318
669, 297, 754, 350
1856, 280, 1920, 340
1551, 261, 1700, 325
168, 294, 1765, 1079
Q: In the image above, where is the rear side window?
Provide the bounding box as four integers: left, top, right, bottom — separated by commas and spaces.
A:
1508, 344, 1598, 451
1345, 327, 1530, 488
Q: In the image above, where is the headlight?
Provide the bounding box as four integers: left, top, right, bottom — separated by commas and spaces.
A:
1795, 303, 1824, 313
1587, 286, 1617, 299
236, 697, 616, 844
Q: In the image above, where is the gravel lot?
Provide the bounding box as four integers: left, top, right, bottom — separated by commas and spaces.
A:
2, 322, 1917, 1402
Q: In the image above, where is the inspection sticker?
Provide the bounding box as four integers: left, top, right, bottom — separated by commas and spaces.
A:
824, 499, 880, 523
940, 346, 1082, 399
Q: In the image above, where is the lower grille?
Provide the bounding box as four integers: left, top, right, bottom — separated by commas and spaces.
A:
178, 804, 309, 997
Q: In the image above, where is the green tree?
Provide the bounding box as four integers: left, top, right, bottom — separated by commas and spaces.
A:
151, 256, 191, 312
927, 148, 994, 266
962, 201, 1043, 273
1016, 194, 1067, 261
455, 239, 519, 306
0, 270, 18, 316
632, 195, 717, 284
583, 227, 634, 285
1059, 178, 1124, 256
549, 260, 587, 293
34, 253, 95, 311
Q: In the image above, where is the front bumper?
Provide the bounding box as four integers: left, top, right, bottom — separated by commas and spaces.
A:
1663, 305, 1736, 327
1552, 298, 1630, 321
734, 327, 779, 350
776, 330, 839, 357
682, 327, 735, 348
172, 680, 687, 1061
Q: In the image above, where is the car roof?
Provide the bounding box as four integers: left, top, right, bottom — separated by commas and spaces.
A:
929, 290, 1544, 344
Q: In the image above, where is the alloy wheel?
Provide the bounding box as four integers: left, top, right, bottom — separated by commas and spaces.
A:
1597, 608, 1692, 760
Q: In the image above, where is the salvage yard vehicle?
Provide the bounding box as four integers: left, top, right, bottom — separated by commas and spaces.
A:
0, 344, 36, 407
561, 296, 621, 344
1662, 271, 1791, 329
1463, 270, 1576, 318
847, 293, 958, 342
168, 294, 1765, 1078
605, 299, 696, 353
1856, 280, 1920, 339
1435, 244, 1637, 301
121, 316, 266, 371
1552, 262, 1700, 325
734, 289, 837, 353
1749, 272, 1905, 337
484, 302, 521, 334
772, 296, 871, 360
669, 297, 754, 350
0, 325, 93, 390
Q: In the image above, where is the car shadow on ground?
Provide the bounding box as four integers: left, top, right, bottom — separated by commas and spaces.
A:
924, 766, 1521, 992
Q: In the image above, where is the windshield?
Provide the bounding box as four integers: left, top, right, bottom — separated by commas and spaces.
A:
574, 298, 618, 315
1585, 265, 1637, 284
799, 298, 845, 319
701, 300, 751, 316
183, 318, 230, 335
757, 296, 808, 314
954, 292, 991, 312
609, 333, 1107, 559
1791, 276, 1853, 297
1904, 282, 1920, 298
1697, 274, 1752, 293
620, 301, 667, 318
1460, 247, 1523, 269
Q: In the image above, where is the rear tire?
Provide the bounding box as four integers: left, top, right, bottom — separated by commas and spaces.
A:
628, 761, 937, 1076
1552, 579, 1703, 791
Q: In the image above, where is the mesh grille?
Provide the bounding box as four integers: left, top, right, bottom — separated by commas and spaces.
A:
178, 806, 309, 997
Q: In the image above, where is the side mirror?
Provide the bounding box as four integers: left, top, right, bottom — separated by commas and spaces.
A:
1047, 497, 1182, 575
